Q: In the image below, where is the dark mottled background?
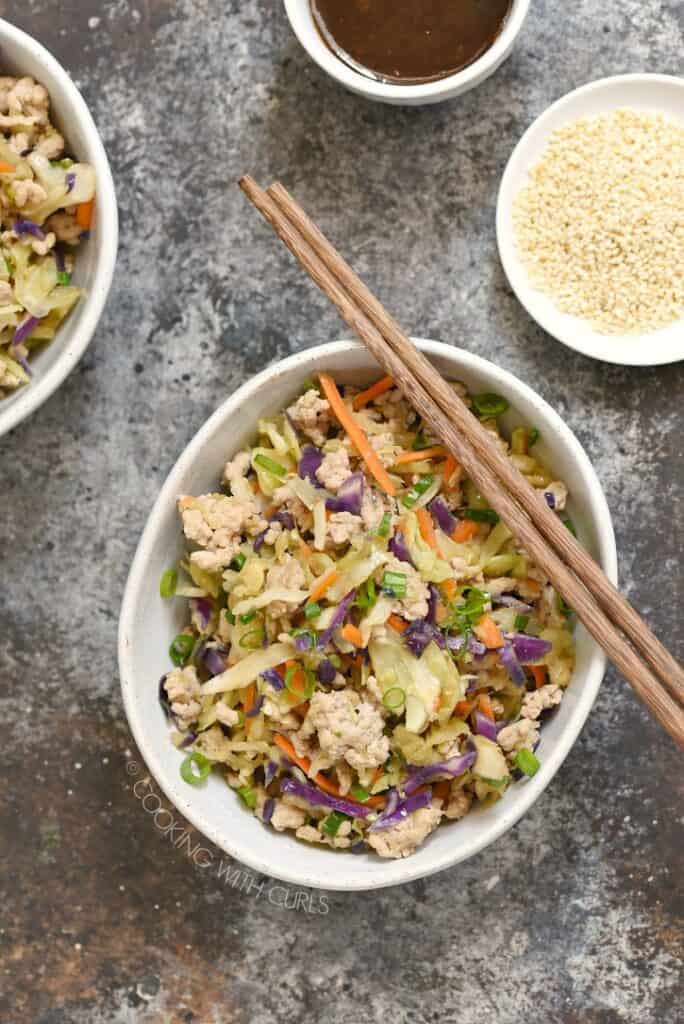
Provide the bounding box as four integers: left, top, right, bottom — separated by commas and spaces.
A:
1, 1, 682, 1021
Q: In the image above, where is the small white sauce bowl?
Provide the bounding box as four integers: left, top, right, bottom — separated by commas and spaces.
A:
497, 74, 684, 366
119, 339, 617, 891
282, 0, 531, 106
0, 18, 118, 439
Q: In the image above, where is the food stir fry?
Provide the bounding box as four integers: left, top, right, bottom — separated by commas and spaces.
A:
160, 373, 576, 859
0, 75, 96, 395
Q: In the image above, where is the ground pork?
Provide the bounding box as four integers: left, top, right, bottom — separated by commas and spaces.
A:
287, 389, 331, 445
215, 701, 240, 727
11, 179, 46, 209
443, 788, 473, 821
327, 511, 364, 546
382, 556, 430, 621
270, 798, 307, 833
164, 665, 201, 729
45, 211, 84, 244
300, 690, 389, 771
316, 447, 351, 490
367, 800, 443, 859
264, 554, 307, 617
222, 449, 251, 489
178, 493, 264, 572
521, 684, 562, 720
497, 718, 540, 757
296, 822, 352, 849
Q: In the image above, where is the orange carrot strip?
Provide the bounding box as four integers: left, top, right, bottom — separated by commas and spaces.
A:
341, 623, 364, 648
309, 568, 339, 602
0, 161, 15, 173
531, 665, 547, 689
242, 682, 257, 714
442, 455, 459, 486
479, 694, 495, 721
474, 615, 505, 650
352, 375, 394, 410
298, 538, 313, 561
523, 579, 542, 597
392, 446, 446, 465
416, 506, 439, 552
319, 373, 396, 497
76, 199, 94, 230
441, 579, 457, 601
454, 700, 474, 717
272, 735, 386, 808
452, 520, 479, 543
435, 601, 448, 625
387, 614, 408, 634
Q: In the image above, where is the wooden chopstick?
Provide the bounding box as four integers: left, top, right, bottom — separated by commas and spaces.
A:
238, 175, 684, 750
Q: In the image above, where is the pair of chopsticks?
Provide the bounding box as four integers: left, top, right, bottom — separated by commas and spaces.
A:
238, 175, 684, 750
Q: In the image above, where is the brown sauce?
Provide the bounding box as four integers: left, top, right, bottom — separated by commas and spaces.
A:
311, 0, 513, 85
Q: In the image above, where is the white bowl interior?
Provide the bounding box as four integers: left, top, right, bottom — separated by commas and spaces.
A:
497, 74, 684, 366
0, 19, 118, 437
283, 0, 530, 105
119, 340, 617, 891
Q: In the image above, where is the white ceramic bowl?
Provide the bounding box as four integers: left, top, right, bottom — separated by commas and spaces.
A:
119, 339, 617, 891
283, 0, 530, 106
0, 18, 118, 439
497, 74, 684, 366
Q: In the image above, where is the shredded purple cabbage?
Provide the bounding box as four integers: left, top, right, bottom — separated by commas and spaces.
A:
368, 788, 433, 830
318, 590, 355, 647
246, 694, 265, 718
264, 760, 278, 786
15, 351, 33, 377
280, 777, 374, 818
499, 642, 526, 687
389, 530, 412, 564
511, 633, 552, 663
180, 731, 197, 749
65, 171, 76, 193
253, 527, 268, 552
272, 511, 294, 529
295, 632, 313, 652
403, 618, 446, 658
544, 491, 556, 509
11, 315, 40, 349
426, 583, 439, 624
402, 750, 477, 796
325, 472, 364, 515
429, 496, 456, 536
263, 797, 275, 824
446, 635, 466, 652
298, 445, 323, 485
316, 658, 337, 685
260, 668, 284, 691
473, 710, 498, 742
14, 218, 44, 239
203, 645, 228, 677
190, 597, 213, 630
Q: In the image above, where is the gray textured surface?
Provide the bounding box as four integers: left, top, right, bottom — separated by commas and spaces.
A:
1, 1, 683, 1022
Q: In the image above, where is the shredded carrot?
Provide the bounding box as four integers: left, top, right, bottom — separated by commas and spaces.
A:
309, 568, 339, 602
319, 373, 396, 497
76, 199, 94, 230
387, 613, 408, 634
479, 694, 495, 721
452, 520, 479, 543
341, 623, 364, 648
441, 579, 457, 601
474, 615, 505, 650
393, 446, 446, 465
352, 375, 394, 410
433, 780, 451, 804
284, 662, 307, 705
531, 665, 547, 689
522, 578, 542, 597
242, 682, 257, 714
416, 506, 439, 552
442, 455, 459, 486
435, 601, 448, 626
298, 538, 313, 561
454, 700, 474, 717
272, 734, 386, 808
0, 161, 15, 173
370, 766, 384, 786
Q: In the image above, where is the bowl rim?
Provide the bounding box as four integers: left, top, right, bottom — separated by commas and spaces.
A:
282, 0, 531, 102
0, 17, 119, 439
119, 338, 618, 891
496, 73, 684, 366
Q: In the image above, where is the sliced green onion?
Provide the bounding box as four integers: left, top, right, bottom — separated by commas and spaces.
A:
239, 625, 265, 649
321, 810, 350, 837
51, 157, 74, 169
230, 552, 246, 571
349, 783, 371, 802
285, 663, 315, 700
473, 393, 510, 418
304, 602, 321, 620
462, 508, 500, 524
514, 614, 530, 631
292, 627, 318, 647
57, 270, 71, 286
355, 577, 377, 611
254, 453, 287, 478
239, 609, 257, 625
382, 687, 406, 710
483, 553, 517, 577
237, 784, 257, 809
169, 633, 195, 666
412, 431, 432, 451
563, 518, 577, 538
478, 775, 509, 788
159, 568, 178, 598
513, 749, 540, 777
382, 571, 407, 598
301, 378, 319, 393
180, 751, 211, 786
529, 428, 540, 448
224, 608, 236, 625
402, 474, 434, 509
557, 593, 572, 617
376, 512, 392, 538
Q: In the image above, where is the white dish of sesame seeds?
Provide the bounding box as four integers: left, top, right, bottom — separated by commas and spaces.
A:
497, 74, 684, 366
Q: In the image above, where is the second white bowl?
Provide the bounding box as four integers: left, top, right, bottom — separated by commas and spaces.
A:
119, 339, 617, 891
